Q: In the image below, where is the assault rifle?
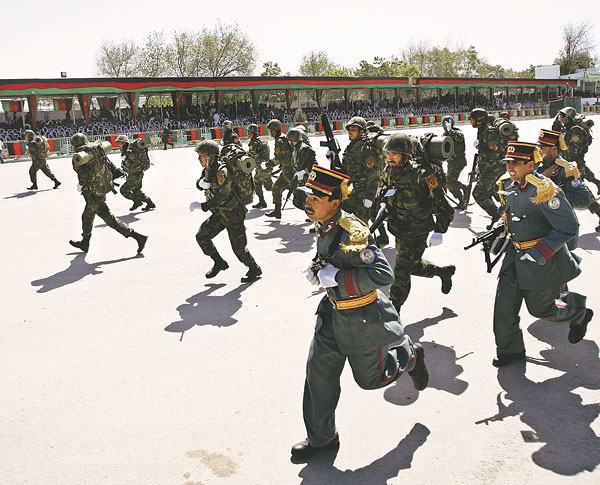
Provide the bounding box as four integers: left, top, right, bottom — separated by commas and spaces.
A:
464, 224, 507, 273
319, 113, 343, 172
462, 153, 478, 209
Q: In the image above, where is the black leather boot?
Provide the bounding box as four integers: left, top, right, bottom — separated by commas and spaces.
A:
436, 265, 456, 294
142, 199, 156, 211
206, 256, 229, 278
129, 231, 148, 254
241, 262, 262, 283
69, 235, 90, 252
265, 202, 281, 219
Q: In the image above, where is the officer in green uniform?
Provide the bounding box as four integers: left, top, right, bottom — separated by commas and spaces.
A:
116, 135, 156, 212
265, 119, 294, 219
191, 140, 262, 283
340, 116, 379, 223
247, 124, 271, 209
378, 133, 455, 313
491, 141, 594, 367
24, 129, 61, 190
470, 108, 503, 226
441, 115, 467, 208
69, 133, 147, 254
287, 128, 316, 211
557, 106, 600, 195
221, 120, 241, 147
290, 164, 428, 461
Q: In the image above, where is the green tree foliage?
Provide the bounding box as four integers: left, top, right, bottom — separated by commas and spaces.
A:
354, 57, 418, 77
554, 21, 597, 75
95, 39, 138, 77
198, 21, 257, 77
299, 51, 339, 76
136, 31, 170, 77
261, 61, 282, 76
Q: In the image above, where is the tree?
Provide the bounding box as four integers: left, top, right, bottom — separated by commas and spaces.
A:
261, 61, 282, 76
95, 39, 138, 77
354, 57, 417, 77
555, 21, 597, 75
198, 21, 257, 77
136, 31, 170, 77
400, 40, 430, 76
165, 30, 201, 77
298, 51, 338, 76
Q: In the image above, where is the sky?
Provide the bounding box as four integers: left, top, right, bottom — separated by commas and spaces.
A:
1, 0, 598, 79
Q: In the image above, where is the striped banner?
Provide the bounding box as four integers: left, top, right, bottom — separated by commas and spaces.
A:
396, 117, 403, 126
2, 100, 22, 112
7, 141, 25, 156
259, 125, 266, 136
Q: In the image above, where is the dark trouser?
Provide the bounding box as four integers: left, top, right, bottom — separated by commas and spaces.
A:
254, 165, 273, 199
473, 160, 502, 218
390, 233, 439, 308
195, 207, 255, 266
493, 261, 587, 355
303, 306, 415, 447
81, 192, 132, 238
29, 159, 57, 185
271, 167, 295, 205
120, 172, 150, 204
163, 141, 174, 149
446, 157, 467, 201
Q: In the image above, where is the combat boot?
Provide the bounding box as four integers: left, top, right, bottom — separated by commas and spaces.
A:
130, 200, 143, 211
265, 202, 282, 219
436, 265, 456, 294
568, 309, 593, 344
69, 235, 90, 252
27, 183, 38, 190
206, 256, 229, 279
241, 262, 262, 283
252, 195, 267, 209
129, 231, 148, 254
408, 343, 429, 391
142, 199, 156, 212
595, 215, 600, 233
53, 179, 61, 189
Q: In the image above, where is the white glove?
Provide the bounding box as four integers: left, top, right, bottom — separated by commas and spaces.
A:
363, 199, 373, 208
473, 140, 480, 148
317, 264, 340, 288
303, 265, 320, 286
76, 183, 82, 193
376, 202, 387, 219
428, 232, 443, 246
520, 252, 536, 262
326, 150, 335, 160
198, 179, 211, 190
295, 170, 306, 181
189, 201, 203, 212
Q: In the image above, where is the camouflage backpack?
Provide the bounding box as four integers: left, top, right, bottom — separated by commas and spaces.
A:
574, 114, 594, 147
81, 142, 114, 197
31, 135, 50, 158
221, 145, 255, 205
130, 138, 151, 171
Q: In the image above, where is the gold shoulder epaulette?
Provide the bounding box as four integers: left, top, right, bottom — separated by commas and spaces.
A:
338, 215, 370, 252
496, 172, 511, 205
525, 173, 558, 204
554, 157, 580, 179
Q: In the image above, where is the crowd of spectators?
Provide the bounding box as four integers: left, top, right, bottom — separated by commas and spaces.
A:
0, 92, 555, 142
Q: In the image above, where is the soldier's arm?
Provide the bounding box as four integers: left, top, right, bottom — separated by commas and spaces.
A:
259, 141, 270, 163
561, 176, 592, 209
565, 127, 587, 159
524, 191, 579, 265
299, 146, 316, 172
206, 166, 232, 208
421, 172, 454, 232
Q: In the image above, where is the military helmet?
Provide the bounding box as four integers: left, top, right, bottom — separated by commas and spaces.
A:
266, 119, 282, 131
195, 139, 220, 156
487, 114, 496, 124
247, 124, 259, 135
469, 108, 488, 122
366, 120, 375, 128
499, 111, 510, 120
115, 134, 129, 143
346, 116, 367, 131
286, 128, 303, 143
442, 115, 454, 128
383, 133, 412, 154
71, 133, 89, 149
295, 124, 306, 132
222, 120, 233, 130
559, 106, 577, 121
24, 129, 35, 139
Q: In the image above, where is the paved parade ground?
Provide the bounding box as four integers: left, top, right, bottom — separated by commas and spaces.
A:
1, 116, 599, 484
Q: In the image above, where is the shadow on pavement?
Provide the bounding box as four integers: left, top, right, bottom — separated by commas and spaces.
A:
3, 188, 53, 199
475, 319, 600, 476
96, 212, 141, 228
295, 423, 430, 484
165, 282, 254, 337
384, 307, 468, 405
255, 220, 315, 254
450, 210, 472, 229
31, 252, 140, 293
576, 231, 600, 251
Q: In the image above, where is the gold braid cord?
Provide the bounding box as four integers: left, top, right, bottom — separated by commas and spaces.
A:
525, 173, 558, 204
496, 173, 511, 206
554, 157, 581, 179
338, 215, 370, 252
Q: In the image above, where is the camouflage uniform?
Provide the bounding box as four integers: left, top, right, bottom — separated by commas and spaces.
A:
341, 135, 379, 222
291, 141, 317, 210
119, 140, 155, 210
27, 134, 60, 189
270, 133, 294, 206
195, 157, 258, 268
248, 135, 272, 201
473, 124, 504, 219
380, 157, 454, 310
445, 128, 467, 202
222, 129, 241, 147
563, 120, 598, 190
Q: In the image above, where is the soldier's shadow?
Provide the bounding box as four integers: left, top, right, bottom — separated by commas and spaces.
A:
384, 307, 468, 405
165, 283, 251, 337
475, 319, 600, 476
96, 212, 141, 227
3, 188, 53, 199
450, 210, 472, 228
295, 423, 430, 484
576, 231, 600, 251
255, 220, 315, 254
31, 252, 140, 293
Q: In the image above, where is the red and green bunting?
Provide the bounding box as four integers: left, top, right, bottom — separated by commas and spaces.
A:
53, 99, 72, 111
2, 100, 23, 112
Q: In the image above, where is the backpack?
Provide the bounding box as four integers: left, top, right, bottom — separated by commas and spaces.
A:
574, 114, 593, 147
221, 145, 255, 205
130, 138, 151, 171
81, 142, 114, 196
